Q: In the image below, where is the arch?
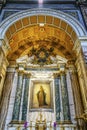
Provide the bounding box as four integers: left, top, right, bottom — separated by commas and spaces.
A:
0, 8, 87, 130
0, 8, 86, 39
0, 8, 86, 61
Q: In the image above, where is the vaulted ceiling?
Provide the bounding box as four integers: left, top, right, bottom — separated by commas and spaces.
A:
6, 15, 77, 64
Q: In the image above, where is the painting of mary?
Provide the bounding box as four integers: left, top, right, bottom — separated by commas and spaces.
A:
32, 83, 51, 109
37, 86, 48, 107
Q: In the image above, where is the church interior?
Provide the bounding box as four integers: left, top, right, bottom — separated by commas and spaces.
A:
0, 0, 87, 130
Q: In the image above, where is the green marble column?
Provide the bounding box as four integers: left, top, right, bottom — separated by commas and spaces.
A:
61, 74, 70, 121
12, 72, 23, 121
54, 74, 61, 121
22, 74, 30, 121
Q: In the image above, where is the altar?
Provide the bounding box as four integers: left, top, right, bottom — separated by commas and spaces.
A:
4, 53, 78, 130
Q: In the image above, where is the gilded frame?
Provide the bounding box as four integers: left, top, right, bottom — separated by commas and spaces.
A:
29, 80, 54, 112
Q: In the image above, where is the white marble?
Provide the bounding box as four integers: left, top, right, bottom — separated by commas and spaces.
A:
0, 8, 86, 39
6, 124, 77, 130
19, 77, 26, 121
8, 127, 16, 130
59, 78, 64, 121
66, 71, 76, 123
4, 69, 78, 130
5, 72, 18, 130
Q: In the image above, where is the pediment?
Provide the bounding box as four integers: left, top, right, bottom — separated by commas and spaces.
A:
16, 54, 67, 67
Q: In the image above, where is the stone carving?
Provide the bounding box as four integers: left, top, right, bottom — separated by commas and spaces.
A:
16, 54, 67, 67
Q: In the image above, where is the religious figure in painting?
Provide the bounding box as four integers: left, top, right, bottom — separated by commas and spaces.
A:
37, 86, 48, 107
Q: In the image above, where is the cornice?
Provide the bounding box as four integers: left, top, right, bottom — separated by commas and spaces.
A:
0, 8, 86, 38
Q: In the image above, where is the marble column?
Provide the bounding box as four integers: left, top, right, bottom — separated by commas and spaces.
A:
79, 37, 87, 64
0, 48, 9, 101
66, 70, 76, 124
12, 72, 24, 121
73, 39, 87, 113
60, 73, 70, 121
69, 65, 84, 129
0, 43, 9, 130
59, 75, 64, 122
5, 71, 18, 130
0, 71, 15, 130
75, 52, 87, 113
22, 74, 30, 121
54, 74, 61, 121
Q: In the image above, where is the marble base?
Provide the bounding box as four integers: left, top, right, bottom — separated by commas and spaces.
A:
7, 124, 77, 130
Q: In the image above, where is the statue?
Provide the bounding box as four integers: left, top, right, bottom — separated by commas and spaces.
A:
36, 112, 46, 130
37, 86, 48, 107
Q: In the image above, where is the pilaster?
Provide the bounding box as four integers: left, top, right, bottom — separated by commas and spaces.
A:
60, 73, 70, 121
73, 38, 87, 114
22, 74, 31, 121
54, 74, 61, 122
12, 71, 24, 121
0, 39, 10, 57
67, 63, 84, 128
0, 69, 16, 130
66, 69, 76, 124
75, 52, 87, 112
79, 37, 87, 64
12, 62, 31, 122
0, 44, 9, 101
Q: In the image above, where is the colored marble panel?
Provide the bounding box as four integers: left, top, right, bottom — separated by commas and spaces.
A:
22, 75, 30, 121
25, 68, 59, 71
54, 77, 61, 121
61, 74, 70, 121
12, 74, 23, 120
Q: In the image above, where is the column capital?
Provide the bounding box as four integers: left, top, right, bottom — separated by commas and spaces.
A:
75, 51, 85, 67
16, 64, 25, 74
53, 73, 60, 78
17, 69, 31, 78
73, 39, 82, 57
66, 61, 77, 73
0, 39, 10, 56
24, 73, 31, 78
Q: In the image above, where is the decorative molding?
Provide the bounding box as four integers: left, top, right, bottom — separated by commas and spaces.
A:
16, 55, 67, 68
0, 8, 86, 39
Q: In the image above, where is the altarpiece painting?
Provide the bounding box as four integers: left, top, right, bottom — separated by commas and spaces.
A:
29, 81, 53, 111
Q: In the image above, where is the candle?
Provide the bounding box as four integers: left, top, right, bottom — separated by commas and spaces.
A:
24, 121, 28, 129
53, 122, 57, 128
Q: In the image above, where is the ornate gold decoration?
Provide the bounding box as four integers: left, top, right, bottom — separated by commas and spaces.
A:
7, 25, 75, 62
36, 112, 46, 130
29, 47, 54, 65
75, 113, 87, 122
36, 112, 46, 124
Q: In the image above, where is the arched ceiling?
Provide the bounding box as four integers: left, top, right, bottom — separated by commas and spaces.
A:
5, 14, 78, 65
7, 25, 75, 60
